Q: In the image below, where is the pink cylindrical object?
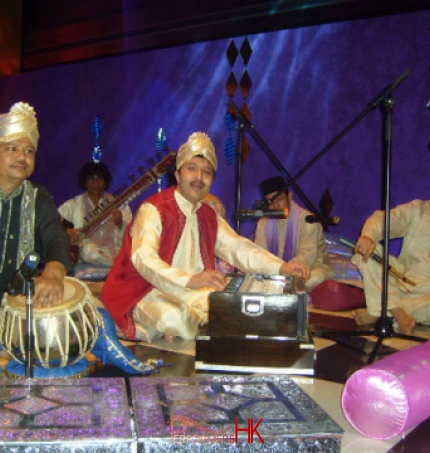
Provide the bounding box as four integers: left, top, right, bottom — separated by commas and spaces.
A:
342, 340, 430, 439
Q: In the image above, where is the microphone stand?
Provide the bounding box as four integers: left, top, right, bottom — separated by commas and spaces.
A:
290, 69, 410, 184
314, 89, 427, 365
365, 94, 426, 362
235, 121, 246, 234
24, 276, 35, 378
230, 100, 321, 235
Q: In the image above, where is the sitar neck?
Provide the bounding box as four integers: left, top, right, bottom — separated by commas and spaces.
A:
81, 151, 177, 237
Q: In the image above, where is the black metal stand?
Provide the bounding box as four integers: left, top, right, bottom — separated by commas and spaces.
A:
24, 278, 35, 378
315, 93, 427, 365
230, 70, 425, 365
235, 121, 246, 234
230, 70, 410, 234
230, 100, 321, 235
291, 69, 410, 184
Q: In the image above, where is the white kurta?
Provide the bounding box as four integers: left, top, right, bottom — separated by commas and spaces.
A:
352, 199, 430, 323
254, 201, 334, 290
130, 190, 285, 341
58, 192, 132, 266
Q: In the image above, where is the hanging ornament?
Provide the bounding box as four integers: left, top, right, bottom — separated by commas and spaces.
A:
156, 128, 167, 154
92, 116, 103, 163
223, 111, 236, 164
155, 128, 168, 192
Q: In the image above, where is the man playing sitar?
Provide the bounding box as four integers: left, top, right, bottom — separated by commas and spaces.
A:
59, 161, 132, 267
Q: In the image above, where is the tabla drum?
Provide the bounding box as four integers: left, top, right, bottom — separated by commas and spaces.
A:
0, 277, 100, 368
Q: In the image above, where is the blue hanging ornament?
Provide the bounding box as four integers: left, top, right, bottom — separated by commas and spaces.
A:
224, 111, 236, 132
155, 128, 167, 154
92, 116, 103, 163
223, 111, 236, 164
155, 128, 168, 192
224, 135, 236, 165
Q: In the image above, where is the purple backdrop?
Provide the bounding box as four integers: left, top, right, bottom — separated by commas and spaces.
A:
1, 10, 429, 243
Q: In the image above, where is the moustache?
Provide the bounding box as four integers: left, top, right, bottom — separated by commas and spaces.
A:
191, 179, 205, 188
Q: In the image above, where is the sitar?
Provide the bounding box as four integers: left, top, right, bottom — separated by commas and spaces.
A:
77, 150, 177, 238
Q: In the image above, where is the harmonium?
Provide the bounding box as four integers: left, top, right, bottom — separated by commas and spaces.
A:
195, 273, 315, 374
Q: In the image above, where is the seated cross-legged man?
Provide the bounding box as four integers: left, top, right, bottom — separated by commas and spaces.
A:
353, 200, 430, 335
59, 161, 132, 268
101, 132, 310, 343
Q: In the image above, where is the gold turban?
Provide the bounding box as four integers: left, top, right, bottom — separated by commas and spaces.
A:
0, 102, 40, 149
176, 132, 217, 171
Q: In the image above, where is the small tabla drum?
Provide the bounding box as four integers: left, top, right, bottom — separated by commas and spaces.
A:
0, 277, 100, 368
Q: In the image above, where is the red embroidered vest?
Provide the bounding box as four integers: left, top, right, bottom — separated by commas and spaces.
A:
101, 187, 217, 338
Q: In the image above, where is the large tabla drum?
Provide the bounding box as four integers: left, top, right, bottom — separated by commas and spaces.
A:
0, 277, 100, 368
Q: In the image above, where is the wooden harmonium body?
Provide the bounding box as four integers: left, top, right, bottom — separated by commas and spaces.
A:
195, 273, 315, 375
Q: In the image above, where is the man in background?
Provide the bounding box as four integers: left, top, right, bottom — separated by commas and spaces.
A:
254, 175, 334, 291
59, 161, 132, 267
202, 193, 235, 274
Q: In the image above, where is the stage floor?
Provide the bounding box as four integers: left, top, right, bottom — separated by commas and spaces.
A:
2, 280, 430, 453
91, 301, 430, 453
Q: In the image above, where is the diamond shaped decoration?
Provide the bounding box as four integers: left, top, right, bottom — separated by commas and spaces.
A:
226, 71, 238, 97
226, 40, 239, 67
241, 102, 252, 121
240, 37, 253, 66
239, 70, 253, 98
319, 189, 333, 218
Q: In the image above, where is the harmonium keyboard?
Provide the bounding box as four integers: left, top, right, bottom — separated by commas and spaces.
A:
195, 273, 315, 375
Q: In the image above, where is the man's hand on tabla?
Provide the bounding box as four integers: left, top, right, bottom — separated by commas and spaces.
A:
34, 275, 64, 308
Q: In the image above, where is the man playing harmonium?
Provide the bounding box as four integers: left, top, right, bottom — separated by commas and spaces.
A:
102, 131, 310, 342
0, 102, 73, 308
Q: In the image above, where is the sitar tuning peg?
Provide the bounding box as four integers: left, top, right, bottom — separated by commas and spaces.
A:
147, 157, 155, 167
128, 174, 136, 182
137, 166, 145, 175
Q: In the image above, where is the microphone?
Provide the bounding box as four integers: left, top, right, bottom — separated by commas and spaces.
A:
235, 208, 289, 220
6, 252, 41, 296
305, 215, 340, 225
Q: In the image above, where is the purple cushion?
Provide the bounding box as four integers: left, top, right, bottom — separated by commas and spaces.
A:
342, 341, 430, 439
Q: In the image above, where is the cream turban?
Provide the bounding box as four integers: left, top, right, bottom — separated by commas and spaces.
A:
0, 102, 40, 149
176, 132, 217, 171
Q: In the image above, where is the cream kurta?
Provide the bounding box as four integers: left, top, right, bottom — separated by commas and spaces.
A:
131, 190, 285, 341
59, 192, 132, 266
352, 199, 430, 322
254, 201, 334, 290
